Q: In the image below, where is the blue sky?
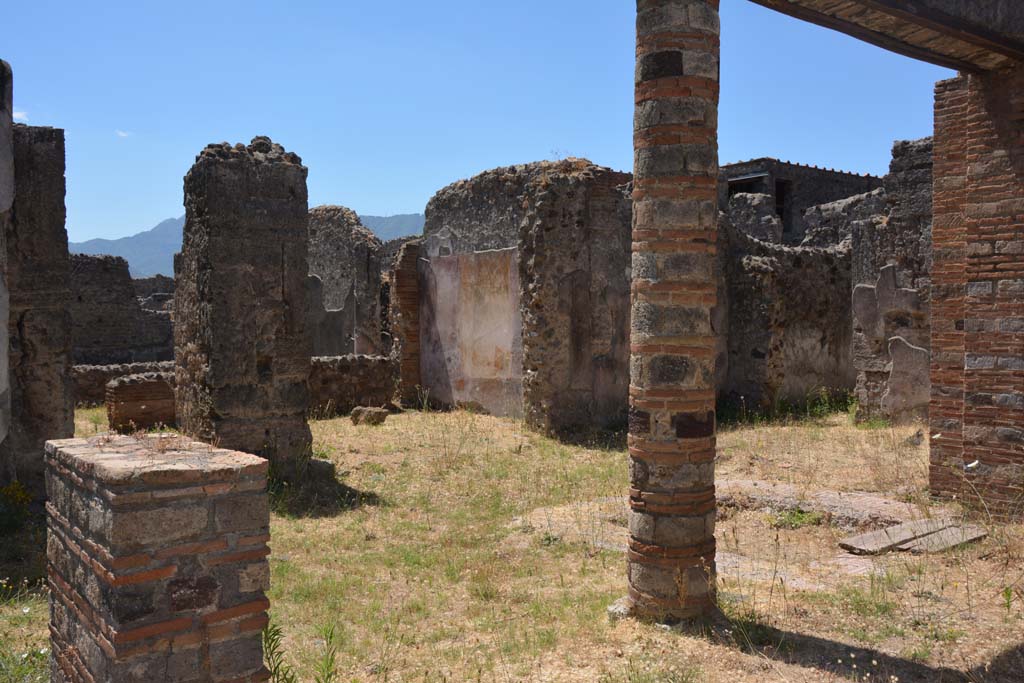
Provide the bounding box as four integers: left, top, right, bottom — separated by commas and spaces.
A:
5, 0, 951, 242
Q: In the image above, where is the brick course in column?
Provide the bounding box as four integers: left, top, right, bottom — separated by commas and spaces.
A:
931, 67, 1024, 519
621, 0, 720, 621
46, 434, 271, 682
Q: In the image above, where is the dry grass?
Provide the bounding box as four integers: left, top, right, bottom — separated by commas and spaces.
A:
2, 408, 1022, 683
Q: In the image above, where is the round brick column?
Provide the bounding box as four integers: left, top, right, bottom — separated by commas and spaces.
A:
624, 0, 720, 621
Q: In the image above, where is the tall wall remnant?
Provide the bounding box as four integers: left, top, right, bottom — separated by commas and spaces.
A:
520, 164, 632, 434
931, 69, 1024, 518
1, 124, 73, 491
69, 254, 173, 365
175, 137, 312, 472
389, 239, 421, 406
720, 205, 855, 409
0, 61, 14, 469
720, 158, 883, 244
47, 435, 271, 683
798, 139, 935, 421
620, 0, 719, 622
307, 205, 384, 355
419, 159, 632, 432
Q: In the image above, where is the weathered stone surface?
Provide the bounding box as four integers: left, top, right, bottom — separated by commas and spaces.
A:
880, 337, 931, 423
423, 160, 594, 256
307, 205, 383, 355
852, 265, 929, 422
106, 372, 175, 433
351, 406, 388, 426
70, 254, 173, 365
0, 124, 73, 492
519, 163, 632, 435
720, 212, 854, 409
719, 158, 883, 244
726, 193, 782, 243
802, 188, 887, 248
73, 361, 175, 405
175, 137, 312, 472
389, 239, 422, 406
309, 355, 397, 418
46, 435, 270, 683
0, 61, 14, 454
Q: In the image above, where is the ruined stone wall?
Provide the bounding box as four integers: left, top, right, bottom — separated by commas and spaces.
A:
73, 361, 175, 405
797, 139, 935, 422
309, 355, 397, 417
519, 164, 632, 435
47, 435, 271, 683
175, 137, 312, 469
389, 239, 421, 405
70, 254, 173, 365
802, 188, 887, 248
721, 210, 855, 409
720, 159, 883, 243
133, 273, 175, 300
0, 62, 14, 463
1, 124, 73, 491
422, 160, 593, 256
420, 247, 522, 416
931, 70, 1024, 518
307, 205, 383, 355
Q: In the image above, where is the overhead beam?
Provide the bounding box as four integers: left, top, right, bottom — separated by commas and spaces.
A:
859, 0, 1024, 64
748, 0, 984, 73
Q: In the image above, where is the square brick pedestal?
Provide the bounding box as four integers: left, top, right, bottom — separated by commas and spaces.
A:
45, 435, 271, 682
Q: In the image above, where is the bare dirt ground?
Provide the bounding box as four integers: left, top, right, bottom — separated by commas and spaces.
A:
1, 408, 1022, 682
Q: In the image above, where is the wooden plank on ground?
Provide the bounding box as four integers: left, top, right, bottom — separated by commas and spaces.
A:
898, 525, 988, 554
839, 518, 954, 555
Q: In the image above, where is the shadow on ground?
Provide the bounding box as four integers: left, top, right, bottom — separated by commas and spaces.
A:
269, 458, 381, 518
679, 610, 1023, 683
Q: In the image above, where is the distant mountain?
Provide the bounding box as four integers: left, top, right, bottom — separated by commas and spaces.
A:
360, 214, 424, 241
69, 212, 424, 278
70, 216, 184, 277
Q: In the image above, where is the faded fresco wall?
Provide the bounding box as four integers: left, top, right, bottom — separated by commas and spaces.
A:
419, 247, 522, 417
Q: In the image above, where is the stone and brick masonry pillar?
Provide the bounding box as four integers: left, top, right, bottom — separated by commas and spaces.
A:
620, 0, 720, 621
930, 68, 1024, 518
1, 124, 74, 495
46, 434, 271, 682
175, 137, 312, 475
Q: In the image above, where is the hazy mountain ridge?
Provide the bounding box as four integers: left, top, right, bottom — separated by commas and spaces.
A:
70, 213, 425, 277
70, 216, 185, 277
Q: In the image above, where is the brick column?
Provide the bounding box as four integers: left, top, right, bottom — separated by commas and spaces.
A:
621, 0, 720, 621
929, 77, 969, 501
46, 435, 271, 682
930, 67, 1024, 518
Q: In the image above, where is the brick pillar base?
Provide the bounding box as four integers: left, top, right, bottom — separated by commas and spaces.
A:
46, 435, 271, 682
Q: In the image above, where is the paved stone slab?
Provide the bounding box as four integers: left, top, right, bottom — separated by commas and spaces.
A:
898, 525, 988, 554
839, 517, 954, 555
